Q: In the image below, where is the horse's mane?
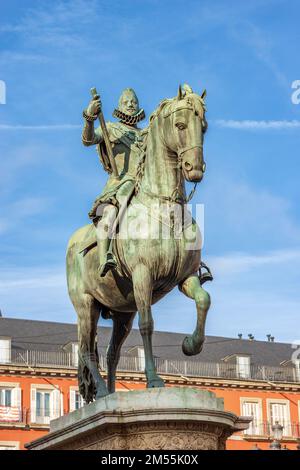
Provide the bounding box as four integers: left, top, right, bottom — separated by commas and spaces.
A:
134, 98, 174, 195
134, 93, 206, 195
149, 98, 174, 123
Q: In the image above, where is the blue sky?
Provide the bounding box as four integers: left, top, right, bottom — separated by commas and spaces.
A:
0, 0, 299, 343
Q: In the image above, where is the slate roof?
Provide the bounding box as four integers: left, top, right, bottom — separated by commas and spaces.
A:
0, 317, 295, 367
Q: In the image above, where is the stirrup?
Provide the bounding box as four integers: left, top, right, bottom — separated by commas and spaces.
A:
98, 253, 117, 277
199, 261, 213, 285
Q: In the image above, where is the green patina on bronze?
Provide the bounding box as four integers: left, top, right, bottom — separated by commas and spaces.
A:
66, 84, 212, 403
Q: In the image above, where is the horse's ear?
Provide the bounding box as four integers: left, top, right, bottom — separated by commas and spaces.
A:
177, 84, 184, 100
183, 83, 193, 95
201, 89, 207, 100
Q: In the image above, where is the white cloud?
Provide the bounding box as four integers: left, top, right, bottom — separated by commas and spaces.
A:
201, 175, 300, 249
208, 248, 300, 276
0, 197, 52, 235
215, 119, 300, 130
0, 265, 73, 322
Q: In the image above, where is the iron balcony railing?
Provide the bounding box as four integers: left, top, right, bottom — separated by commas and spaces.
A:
241, 421, 300, 439
0, 407, 63, 426
0, 406, 26, 424
0, 405, 299, 440
0, 348, 299, 383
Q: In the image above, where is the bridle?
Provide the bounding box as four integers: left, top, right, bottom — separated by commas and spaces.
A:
142, 99, 206, 205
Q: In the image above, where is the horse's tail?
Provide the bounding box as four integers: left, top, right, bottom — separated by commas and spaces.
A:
78, 345, 100, 404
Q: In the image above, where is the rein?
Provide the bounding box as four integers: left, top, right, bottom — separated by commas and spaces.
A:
135, 97, 205, 205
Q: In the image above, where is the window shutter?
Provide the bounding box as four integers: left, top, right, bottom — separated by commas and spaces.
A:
70, 390, 76, 412
12, 387, 22, 420
31, 388, 36, 423
51, 389, 61, 419
242, 401, 260, 435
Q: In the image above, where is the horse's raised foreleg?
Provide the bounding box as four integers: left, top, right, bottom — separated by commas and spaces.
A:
132, 264, 164, 388
77, 294, 108, 402
179, 274, 211, 356
107, 311, 136, 394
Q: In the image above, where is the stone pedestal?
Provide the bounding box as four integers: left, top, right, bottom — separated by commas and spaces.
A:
25, 387, 250, 450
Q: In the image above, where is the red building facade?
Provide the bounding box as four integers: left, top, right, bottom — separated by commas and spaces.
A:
0, 318, 299, 450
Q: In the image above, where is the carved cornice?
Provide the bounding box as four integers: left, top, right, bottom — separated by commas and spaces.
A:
1, 366, 299, 392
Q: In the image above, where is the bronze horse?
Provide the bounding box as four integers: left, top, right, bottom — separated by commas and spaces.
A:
66, 85, 211, 402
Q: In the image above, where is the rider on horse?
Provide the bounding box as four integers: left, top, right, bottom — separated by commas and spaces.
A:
82, 88, 146, 277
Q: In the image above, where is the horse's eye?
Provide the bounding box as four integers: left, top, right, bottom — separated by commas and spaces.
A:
175, 122, 187, 130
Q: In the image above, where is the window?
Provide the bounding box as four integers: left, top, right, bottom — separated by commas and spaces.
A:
31, 386, 61, 424
0, 441, 19, 450
36, 391, 50, 424
72, 343, 79, 367
0, 338, 11, 364
268, 400, 291, 436
295, 360, 300, 381
236, 356, 251, 379
0, 389, 12, 407
241, 399, 262, 435
0, 385, 21, 423
63, 342, 79, 367
137, 347, 145, 371
69, 388, 84, 412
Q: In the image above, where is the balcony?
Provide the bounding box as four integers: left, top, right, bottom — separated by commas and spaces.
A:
242, 421, 300, 440
0, 406, 63, 427
0, 347, 299, 383
0, 406, 26, 425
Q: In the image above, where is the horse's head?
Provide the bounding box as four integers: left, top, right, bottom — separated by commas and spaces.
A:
162, 84, 207, 183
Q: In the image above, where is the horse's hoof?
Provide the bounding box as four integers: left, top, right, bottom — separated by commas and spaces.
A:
147, 377, 165, 388
182, 336, 203, 356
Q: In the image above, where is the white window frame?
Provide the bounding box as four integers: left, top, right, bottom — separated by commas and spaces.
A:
0, 382, 22, 422
137, 347, 145, 371
72, 343, 79, 367
0, 441, 19, 450
236, 355, 251, 379
31, 384, 62, 424
69, 386, 84, 412
295, 360, 300, 382
267, 399, 291, 437
0, 337, 11, 364
240, 397, 263, 435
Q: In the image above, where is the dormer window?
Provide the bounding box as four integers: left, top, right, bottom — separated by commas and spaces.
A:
295, 360, 300, 381
71, 343, 79, 367
63, 341, 79, 367
127, 346, 145, 371
0, 337, 11, 364
137, 347, 145, 371
236, 355, 251, 379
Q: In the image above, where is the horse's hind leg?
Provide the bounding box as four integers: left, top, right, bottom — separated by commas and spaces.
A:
132, 264, 164, 388
77, 294, 108, 402
107, 312, 136, 394
179, 274, 211, 356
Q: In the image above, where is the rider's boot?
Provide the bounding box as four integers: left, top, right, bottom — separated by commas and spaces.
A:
96, 206, 117, 277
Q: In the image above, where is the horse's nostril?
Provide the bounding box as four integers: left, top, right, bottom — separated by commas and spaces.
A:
184, 161, 193, 171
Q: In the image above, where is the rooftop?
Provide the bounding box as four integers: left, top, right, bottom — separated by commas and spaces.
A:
0, 317, 296, 367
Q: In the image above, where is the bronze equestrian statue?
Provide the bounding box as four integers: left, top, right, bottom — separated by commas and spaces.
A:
66, 84, 212, 403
